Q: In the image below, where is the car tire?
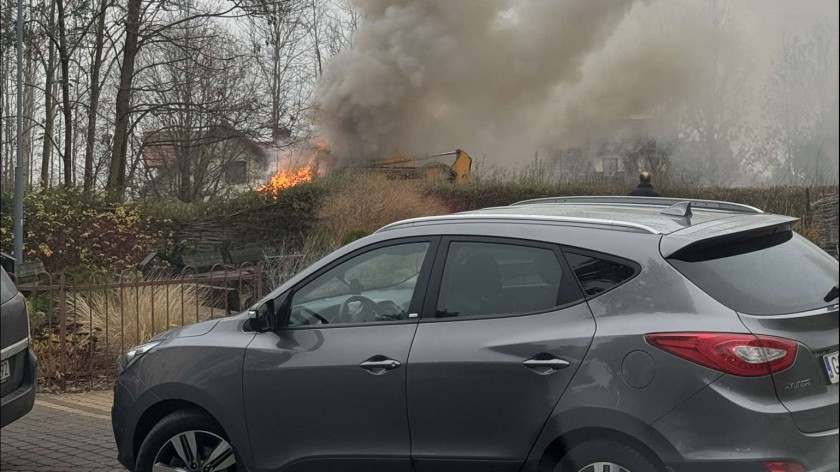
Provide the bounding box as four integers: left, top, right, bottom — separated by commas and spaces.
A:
554, 439, 661, 472
135, 410, 238, 472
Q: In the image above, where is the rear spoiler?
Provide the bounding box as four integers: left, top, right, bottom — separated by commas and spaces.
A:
660, 214, 799, 258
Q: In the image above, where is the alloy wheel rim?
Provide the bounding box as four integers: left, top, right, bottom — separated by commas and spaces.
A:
577, 463, 632, 472
152, 430, 236, 472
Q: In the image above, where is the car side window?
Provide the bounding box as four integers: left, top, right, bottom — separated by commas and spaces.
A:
564, 251, 638, 297
289, 242, 430, 327
435, 241, 579, 319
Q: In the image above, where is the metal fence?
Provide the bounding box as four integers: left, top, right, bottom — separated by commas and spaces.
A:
11, 265, 262, 391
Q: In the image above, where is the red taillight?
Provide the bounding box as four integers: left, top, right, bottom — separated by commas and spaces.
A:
645, 332, 797, 377
763, 461, 805, 472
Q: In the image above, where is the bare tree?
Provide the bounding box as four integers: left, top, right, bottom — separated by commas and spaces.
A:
243, 0, 312, 143
309, 0, 323, 78
675, 2, 755, 186
106, 0, 141, 196
26, 0, 117, 187
0, 0, 13, 188
107, 0, 249, 199
38, 0, 58, 188
2, 0, 357, 194
242, 0, 355, 149
763, 25, 839, 185
55, 0, 73, 185
19, 5, 36, 188
82, 0, 110, 191
322, 0, 360, 58
135, 13, 264, 202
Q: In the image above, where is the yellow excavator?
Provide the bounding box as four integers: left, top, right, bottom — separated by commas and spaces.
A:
362, 149, 472, 184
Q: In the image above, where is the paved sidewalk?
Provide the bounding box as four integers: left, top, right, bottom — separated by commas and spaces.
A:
0, 390, 125, 472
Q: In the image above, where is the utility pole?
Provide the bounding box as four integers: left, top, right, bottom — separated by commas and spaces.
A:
13, 0, 25, 261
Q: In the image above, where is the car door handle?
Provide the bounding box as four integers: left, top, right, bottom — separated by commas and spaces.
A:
359, 356, 401, 375
523, 356, 570, 375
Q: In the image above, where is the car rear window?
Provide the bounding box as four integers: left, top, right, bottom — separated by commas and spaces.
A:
564, 251, 638, 297
1, 267, 19, 305
668, 231, 839, 316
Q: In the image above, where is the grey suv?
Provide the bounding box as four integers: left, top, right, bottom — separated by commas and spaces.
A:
112, 196, 839, 472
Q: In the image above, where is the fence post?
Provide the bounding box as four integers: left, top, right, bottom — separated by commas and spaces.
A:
119, 273, 125, 355
255, 264, 263, 300
150, 278, 156, 338
135, 277, 141, 349
805, 187, 812, 226
58, 272, 67, 392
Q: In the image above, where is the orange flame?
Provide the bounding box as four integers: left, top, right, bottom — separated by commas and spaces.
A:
258, 165, 314, 198
258, 140, 329, 199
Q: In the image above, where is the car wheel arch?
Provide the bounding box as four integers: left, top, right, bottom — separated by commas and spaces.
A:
529, 407, 683, 472
132, 399, 222, 462
538, 426, 668, 472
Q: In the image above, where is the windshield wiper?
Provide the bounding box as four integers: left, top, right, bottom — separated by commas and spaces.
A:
825, 285, 840, 303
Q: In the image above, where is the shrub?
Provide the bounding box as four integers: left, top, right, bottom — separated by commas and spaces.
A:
31, 323, 98, 381
0, 188, 162, 273
5, 181, 834, 278
150, 184, 329, 260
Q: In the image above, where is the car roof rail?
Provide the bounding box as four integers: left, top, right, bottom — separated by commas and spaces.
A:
510, 196, 764, 214
377, 214, 660, 234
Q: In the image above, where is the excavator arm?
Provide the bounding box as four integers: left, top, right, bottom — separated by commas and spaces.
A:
448, 149, 472, 184
364, 149, 472, 184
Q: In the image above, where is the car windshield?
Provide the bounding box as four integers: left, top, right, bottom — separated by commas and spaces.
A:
669, 231, 840, 316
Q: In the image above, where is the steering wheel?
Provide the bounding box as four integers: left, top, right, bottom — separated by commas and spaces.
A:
338, 295, 383, 324
291, 306, 329, 326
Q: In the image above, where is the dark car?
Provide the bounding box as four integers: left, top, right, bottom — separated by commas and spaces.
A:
1, 266, 37, 428
112, 196, 839, 472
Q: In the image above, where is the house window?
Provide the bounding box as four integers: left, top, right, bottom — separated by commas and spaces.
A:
225, 161, 247, 184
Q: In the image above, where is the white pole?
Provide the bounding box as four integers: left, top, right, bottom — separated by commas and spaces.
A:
13, 0, 25, 261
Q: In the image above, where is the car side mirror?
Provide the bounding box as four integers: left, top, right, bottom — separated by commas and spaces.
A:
247, 301, 272, 333
248, 293, 290, 332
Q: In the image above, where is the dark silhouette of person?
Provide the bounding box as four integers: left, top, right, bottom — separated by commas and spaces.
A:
629, 172, 660, 197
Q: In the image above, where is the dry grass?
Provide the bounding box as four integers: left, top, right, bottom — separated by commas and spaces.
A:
795, 220, 822, 246
31, 328, 98, 380
32, 280, 226, 383
316, 174, 450, 243
63, 281, 211, 353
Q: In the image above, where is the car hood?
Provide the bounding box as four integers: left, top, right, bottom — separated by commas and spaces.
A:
150, 319, 220, 341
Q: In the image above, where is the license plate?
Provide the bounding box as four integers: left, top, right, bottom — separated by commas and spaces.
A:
0, 360, 9, 384
824, 351, 840, 384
